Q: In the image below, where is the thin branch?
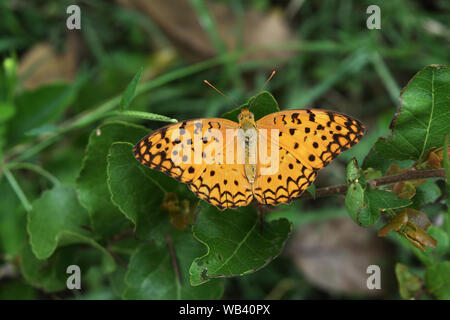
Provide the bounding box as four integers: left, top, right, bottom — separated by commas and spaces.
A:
167, 231, 182, 285
6, 162, 60, 186
300, 169, 446, 199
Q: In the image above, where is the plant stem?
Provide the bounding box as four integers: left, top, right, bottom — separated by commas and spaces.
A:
3, 167, 32, 212
300, 169, 446, 199
6, 162, 60, 186
166, 231, 182, 285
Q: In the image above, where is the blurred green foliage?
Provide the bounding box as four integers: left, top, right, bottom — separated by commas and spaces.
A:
0, 0, 449, 300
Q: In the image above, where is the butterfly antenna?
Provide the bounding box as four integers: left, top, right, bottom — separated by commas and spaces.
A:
203, 80, 239, 107
260, 70, 276, 92
248, 70, 277, 110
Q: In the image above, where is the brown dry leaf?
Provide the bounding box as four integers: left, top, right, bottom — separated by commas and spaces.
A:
392, 181, 416, 199
18, 34, 80, 89
424, 147, 449, 169
117, 0, 295, 63
378, 208, 436, 250
287, 218, 393, 296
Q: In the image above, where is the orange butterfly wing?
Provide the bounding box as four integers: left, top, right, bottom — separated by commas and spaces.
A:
253, 109, 365, 205
133, 118, 253, 210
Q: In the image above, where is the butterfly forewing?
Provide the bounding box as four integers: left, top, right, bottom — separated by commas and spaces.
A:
133, 118, 254, 209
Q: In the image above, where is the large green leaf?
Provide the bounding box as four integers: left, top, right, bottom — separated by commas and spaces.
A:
27, 185, 115, 272
375, 65, 450, 161
123, 229, 224, 299
189, 205, 291, 286
76, 121, 149, 236
425, 261, 450, 299
107, 142, 195, 242
221, 91, 280, 121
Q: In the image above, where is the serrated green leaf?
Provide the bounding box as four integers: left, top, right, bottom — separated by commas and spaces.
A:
375, 65, 450, 161
123, 229, 224, 299
425, 261, 450, 299
119, 67, 142, 111
221, 91, 280, 122
76, 121, 149, 236
189, 204, 291, 286
27, 184, 115, 272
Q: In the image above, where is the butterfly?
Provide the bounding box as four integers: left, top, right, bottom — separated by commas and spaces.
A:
133, 106, 365, 211
133, 108, 365, 210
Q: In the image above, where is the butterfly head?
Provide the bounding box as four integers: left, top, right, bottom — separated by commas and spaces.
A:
238, 108, 255, 129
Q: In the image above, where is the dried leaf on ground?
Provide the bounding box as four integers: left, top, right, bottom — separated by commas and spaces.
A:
18, 34, 81, 89
118, 0, 294, 62
287, 218, 393, 296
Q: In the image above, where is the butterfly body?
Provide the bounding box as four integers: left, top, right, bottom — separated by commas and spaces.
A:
134, 108, 365, 210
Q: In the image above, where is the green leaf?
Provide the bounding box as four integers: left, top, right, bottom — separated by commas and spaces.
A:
119, 67, 142, 111
345, 182, 365, 225
76, 121, 149, 236
345, 158, 367, 225
428, 226, 449, 257
375, 65, 450, 161
189, 205, 291, 286
0, 102, 15, 122
107, 142, 195, 242
221, 91, 280, 122
123, 229, 224, 299
112, 110, 177, 123
27, 185, 115, 272
395, 263, 424, 300
0, 279, 36, 300
345, 159, 410, 226
0, 179, 27, 257
20, 243, 67, 292
411, 180, 441, 208
425, 261, 450, 299
21, 242, 115, 293
361, 189, 411, 226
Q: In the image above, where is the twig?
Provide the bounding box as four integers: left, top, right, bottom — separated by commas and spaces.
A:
166, 231, 182, 285
105, 248, 128, 268
300, 169, 445, 199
